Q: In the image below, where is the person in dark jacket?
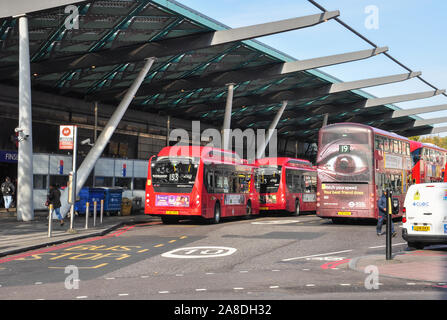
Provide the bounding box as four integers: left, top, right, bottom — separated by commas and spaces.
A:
48, 184, 64, 226
1, 177, 15, 210
376, 188, 396, 237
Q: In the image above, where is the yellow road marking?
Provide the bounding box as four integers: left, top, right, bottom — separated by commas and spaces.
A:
154, 244, 164, 248
138, 249, 149, 253
179, 236, 188, 239
168, 240, 176, 243
48, 263, 108, 270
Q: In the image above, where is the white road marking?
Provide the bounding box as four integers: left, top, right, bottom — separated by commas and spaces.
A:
34, 282, 43, 285
206, 272, 215, 275
340, 283, 351, 286
141, 276, 149, 278
175, 274, 184, 277
269, 286, 279, 289
252, 220, 299, 225
195, 289, 207, 292
239, 270, 248, 273
76, 296, 88, 299
233, 287, 244, 290
306, 284, 315, 287
105, 277, 115, 280
368, 243, 406, 249
118, 293, 129, 296
283, 250, 353, 262
158, 291, 169, 294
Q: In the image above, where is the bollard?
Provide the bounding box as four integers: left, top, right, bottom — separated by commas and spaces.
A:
48, 204, 53, 238
85, 202, 89, 230
100, 199, 104, 224
93, 201, 97, 227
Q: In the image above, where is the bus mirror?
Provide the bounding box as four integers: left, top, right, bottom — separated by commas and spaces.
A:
392, 198, 399, 215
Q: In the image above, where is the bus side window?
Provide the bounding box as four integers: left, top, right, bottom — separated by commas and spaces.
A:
223, 175, 229, 193
206, 170, 214, 193
286, 169, 295, 192
216, 172, 223, 191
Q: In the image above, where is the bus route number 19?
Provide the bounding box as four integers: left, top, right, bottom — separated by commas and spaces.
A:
339, 145, 351, 153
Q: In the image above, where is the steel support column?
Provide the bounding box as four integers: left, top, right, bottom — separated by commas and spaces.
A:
16, 15, 34, 221
256, 101, 288, 159
60, 57, 156, 216
222, 83, 235, 150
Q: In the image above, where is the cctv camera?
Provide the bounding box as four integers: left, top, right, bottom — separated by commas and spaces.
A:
14, 127, 23, 133
81, 138, 91, 145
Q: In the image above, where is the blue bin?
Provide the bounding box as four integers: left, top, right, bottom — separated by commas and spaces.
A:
75, 187, 105, 214
101, 188, 123, 213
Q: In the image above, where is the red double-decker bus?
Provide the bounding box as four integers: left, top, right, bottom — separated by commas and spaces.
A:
145, 146, 260, 224
316, 123, 412, 221
255, 157, 317, 215
410, 140, 447, 183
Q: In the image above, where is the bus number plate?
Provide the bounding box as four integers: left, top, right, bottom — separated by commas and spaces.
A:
337, 212, 351, 216
166, 211, 179, 215
413, 226, 430, 232
260, 207, 269, 210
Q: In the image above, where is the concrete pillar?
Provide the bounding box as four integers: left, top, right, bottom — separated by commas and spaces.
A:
16, 15, 34, 221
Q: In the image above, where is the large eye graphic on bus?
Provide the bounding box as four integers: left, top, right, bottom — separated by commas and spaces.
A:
317, 139, 371, 182
326, 154, 367, 175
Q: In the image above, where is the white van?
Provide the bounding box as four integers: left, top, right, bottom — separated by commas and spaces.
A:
403, 183, 447, 249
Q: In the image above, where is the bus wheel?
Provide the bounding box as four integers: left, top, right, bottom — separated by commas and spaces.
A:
292, 200, 300, 216
211, 202, 221, 224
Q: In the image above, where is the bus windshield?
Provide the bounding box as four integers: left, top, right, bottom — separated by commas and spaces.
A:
318, 126, 372, 183
151, 156, 199, 192
258, 166, 282, 193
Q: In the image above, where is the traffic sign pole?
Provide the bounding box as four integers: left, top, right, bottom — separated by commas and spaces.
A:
68, 126, 78, 234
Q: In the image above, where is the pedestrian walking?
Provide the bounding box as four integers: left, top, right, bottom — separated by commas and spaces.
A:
47, 184, 64, 226
376, 188, 397, 237
1, 177, 15, 211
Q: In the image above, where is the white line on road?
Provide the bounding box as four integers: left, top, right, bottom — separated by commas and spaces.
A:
305, 284, 315, 287
269, 286, 279, 289
76, 296, 88, 299
233, 287, 244, 290
368, 243, 406, 249
158, 291, 170, 294
118, 293, 129, 296
282, 249, 353, 262
195, 289, 207, 292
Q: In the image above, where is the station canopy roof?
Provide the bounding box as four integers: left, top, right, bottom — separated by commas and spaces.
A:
0, 0, 437, 142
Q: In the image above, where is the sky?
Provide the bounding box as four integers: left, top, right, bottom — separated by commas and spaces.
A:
178, 0, 447, 136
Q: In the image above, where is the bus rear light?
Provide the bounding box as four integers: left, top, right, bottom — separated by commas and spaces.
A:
402, 207, 407, 223
316, 203, 320, 207
316, 192, 320, 196
317, 197, 320, 202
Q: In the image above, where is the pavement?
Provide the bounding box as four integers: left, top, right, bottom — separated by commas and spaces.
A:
0, 208, 159, 258
349, 247, 447, 285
